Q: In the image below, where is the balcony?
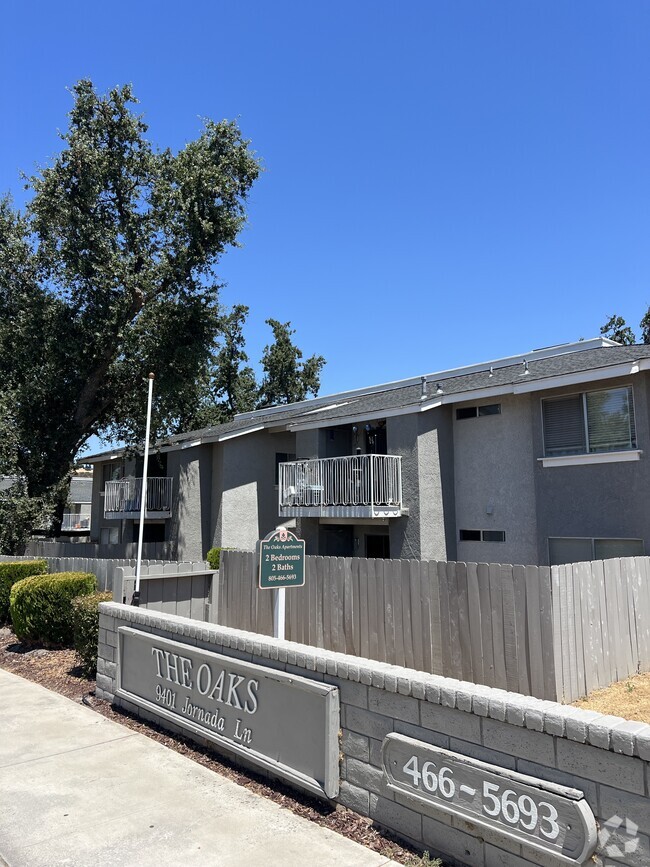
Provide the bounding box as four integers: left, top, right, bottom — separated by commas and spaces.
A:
104, 477, 173, 520
61, 513, 90, 531
278, 454, 402, 519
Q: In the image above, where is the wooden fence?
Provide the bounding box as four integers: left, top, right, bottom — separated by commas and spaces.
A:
25, 540, 176, 560
0, 554, 206, 593
214, 551, 650, 704
552, 558, 650, 703
113, 563, 217, 622
101, 551, 650, 703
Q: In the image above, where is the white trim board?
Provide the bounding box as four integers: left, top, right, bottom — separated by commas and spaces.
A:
539, 450, 642, 468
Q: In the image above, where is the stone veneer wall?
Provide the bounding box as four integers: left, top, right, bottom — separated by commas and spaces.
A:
97, 602, 650, 867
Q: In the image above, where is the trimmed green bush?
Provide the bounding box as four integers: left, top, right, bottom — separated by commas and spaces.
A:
72, 591, 112, 677
206, 547, 233, 570
10, 571, 97, 646
0, 560, 47, 623
207, 547, 222, 569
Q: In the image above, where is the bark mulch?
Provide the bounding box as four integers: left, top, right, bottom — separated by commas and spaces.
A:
0, 626, 441, 867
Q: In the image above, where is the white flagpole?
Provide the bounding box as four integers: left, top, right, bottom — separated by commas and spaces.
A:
133, 372, 155, 606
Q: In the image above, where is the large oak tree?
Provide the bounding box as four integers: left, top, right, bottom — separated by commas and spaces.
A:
0, 80, 261, 540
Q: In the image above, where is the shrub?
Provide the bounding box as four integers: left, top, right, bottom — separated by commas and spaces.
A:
72, 591, 112, 677
10, 571, 97, 646
207, 547, 223, 570
0, 560, 47, 623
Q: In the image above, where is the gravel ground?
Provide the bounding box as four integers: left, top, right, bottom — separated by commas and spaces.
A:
0, 626, 441, 867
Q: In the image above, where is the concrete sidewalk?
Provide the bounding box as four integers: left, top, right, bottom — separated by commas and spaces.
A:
0, 670, 397, 867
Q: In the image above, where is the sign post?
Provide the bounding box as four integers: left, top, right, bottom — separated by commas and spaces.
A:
259, 527, 306, 640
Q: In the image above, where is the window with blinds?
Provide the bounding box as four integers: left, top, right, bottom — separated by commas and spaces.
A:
542, 386, 636, 456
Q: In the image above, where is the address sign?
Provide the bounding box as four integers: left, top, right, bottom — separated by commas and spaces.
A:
116, 627, 339, 798
382, 734, 597, 864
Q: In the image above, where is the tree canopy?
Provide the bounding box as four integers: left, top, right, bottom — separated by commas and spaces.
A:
185, 312, 327, 428
600, 310, 650, 345
258, 319, 326, 407
0, 80, 261, 536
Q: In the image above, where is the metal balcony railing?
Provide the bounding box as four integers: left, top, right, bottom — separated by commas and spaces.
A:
278, 454, 402, 518
104, 477, 173, 518
61, 513, 90, 530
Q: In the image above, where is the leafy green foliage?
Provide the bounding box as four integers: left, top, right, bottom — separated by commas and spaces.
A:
10, 571, 96, 645
600, 314, 636, 345
0, 482, 51, 556
0, 80, 261, 518
206, 547, 232, 569
641, 310, 650, 345
258, 319, 325, 407
72, 591, 112, 676
0, 560, 47, 622
187, 305, 258, 428
600, 310, 650, 345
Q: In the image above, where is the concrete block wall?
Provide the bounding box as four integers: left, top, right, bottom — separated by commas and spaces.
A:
97, 602, 650, 867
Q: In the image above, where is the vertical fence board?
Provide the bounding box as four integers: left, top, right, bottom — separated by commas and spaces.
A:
429, 561, 443, 676
578, 561, 598, 697
384, 559, 397, 666
476, 563, 494, 687
446, 562, 463, 680
409, 560, 424, 673
346, 558, 358, 656
437, 561, 452, 677
161, 571, 178, 616
146, 577, 164, 612
572, 564, 586, 699
525, 566, 543, 699
176, 576, 193, 619
400, 560, 415, 671
635, 558, 650, 671
419, 561, 433, 675
359, 558, 370, 660
536, 566, 556, 701
489, 563, 507, 690
455, 562, 472, 682
604, 558, 623, 681
512, 564, 529, 696
375, 559, 387, 663
367, 559, 380, 662
466, 562, 483, 684
621, 557, 640, 674
501, 565, 519, 694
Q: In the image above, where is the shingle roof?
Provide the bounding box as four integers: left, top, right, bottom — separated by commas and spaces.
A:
84, 342, 650, 459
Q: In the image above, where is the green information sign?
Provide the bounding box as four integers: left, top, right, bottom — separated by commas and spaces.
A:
259, 528, 306, 589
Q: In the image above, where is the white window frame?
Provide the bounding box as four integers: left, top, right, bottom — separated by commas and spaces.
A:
548, 536, 644, 565
540, 385, 639, 466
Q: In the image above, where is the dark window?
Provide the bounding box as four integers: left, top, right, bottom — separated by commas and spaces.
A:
320, 525, 354, 557
132, 522, 166, 543
457, 404, 501, 420
482, 530, 506, 543
549, 536, 644, 565
460, 529, 505, 542
459, 529, 481, 541
135, 453, 167, 477
101, 462, 123, 491
542, 387, 636, 456
478, 404, 501, 417
275, 452, 296, 484
365, 535, 390, 558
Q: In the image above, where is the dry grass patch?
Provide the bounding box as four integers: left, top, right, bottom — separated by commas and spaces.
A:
573, 672, 650, 722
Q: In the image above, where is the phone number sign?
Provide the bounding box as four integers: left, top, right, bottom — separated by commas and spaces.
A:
259, 528, 305, 589
382, 734, 597, 864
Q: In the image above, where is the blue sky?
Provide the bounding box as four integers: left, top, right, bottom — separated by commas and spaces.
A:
2, 1, 649, 412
